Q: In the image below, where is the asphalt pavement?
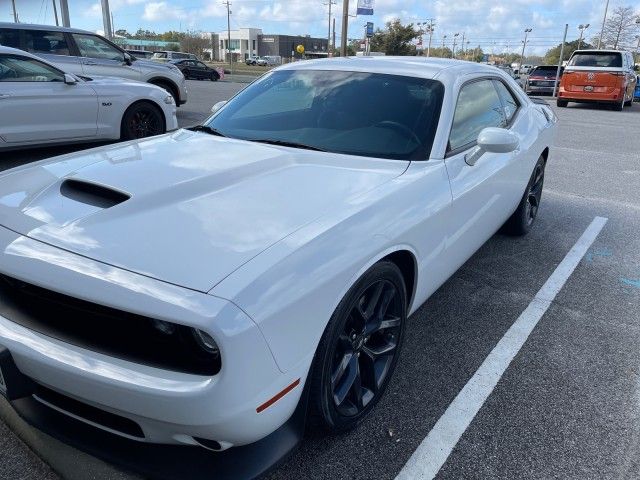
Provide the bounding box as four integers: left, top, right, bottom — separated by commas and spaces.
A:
0, 83, 639, 480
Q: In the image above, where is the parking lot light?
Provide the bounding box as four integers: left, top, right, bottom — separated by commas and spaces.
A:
577, 24, 589, 50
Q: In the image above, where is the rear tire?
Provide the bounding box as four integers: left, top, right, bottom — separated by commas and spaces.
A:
210, 71, 219, 81
502, 155, 545, 236
556, 99, 568, 107
308, 261, 407, 433
120, 102, 165, 140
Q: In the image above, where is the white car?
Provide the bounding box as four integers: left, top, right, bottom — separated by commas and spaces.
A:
0, 58, 556, 475
0, 46, 178, 150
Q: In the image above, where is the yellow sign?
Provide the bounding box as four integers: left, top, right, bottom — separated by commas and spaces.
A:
296, 45, 305, 54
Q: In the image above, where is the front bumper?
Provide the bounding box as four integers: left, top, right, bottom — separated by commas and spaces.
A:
0, 226, 305, 449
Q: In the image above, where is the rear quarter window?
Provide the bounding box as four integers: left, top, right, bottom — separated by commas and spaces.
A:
0, 29, 20, 48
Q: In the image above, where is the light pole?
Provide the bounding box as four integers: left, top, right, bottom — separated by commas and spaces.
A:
325, 1, 336, 52
340, 0, 349, 57
11, 0, 18, 22
597, 0, 610, 49
442, 35, 447, 57
520, 28, 532, 70
452, 33, 459, 58
577, 24, 589, 50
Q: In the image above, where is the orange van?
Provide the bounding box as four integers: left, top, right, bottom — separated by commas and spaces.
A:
557, 49, 638, 111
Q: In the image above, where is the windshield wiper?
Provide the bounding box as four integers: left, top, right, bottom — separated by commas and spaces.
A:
250, 139, 326, 152
188, 125, 227, 137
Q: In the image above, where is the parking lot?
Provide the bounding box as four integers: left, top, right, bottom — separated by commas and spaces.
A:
1, 79, 639, 480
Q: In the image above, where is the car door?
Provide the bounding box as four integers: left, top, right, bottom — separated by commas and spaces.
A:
195, 61, 209, 78
0, 53, 98, 144
443, 77, 529, 265
70, 33, 141, 81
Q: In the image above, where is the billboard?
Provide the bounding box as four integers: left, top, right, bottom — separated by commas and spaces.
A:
357, 0, 374, 15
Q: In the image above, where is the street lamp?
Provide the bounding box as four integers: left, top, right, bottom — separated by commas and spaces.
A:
520, 28, 532, 70
577, 24, 589, 50
452, 33, 460, 58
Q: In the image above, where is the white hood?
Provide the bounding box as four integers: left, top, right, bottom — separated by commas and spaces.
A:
0, 130, 406, 292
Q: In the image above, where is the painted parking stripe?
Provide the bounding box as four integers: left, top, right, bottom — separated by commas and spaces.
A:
396, 216, 608, 480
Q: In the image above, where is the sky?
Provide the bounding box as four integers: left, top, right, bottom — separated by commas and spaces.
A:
0, 0, 634, 56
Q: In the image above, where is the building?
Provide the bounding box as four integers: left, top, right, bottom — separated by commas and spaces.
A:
216, 28, 262, 62
258, 34, 329, 60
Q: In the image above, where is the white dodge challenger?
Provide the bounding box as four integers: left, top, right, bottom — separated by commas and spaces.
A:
0, 46, 178, 150
0, 57, 556, 477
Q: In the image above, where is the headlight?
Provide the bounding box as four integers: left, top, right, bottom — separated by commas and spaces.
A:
164, 94, 175, 105
192, 329, 220, 356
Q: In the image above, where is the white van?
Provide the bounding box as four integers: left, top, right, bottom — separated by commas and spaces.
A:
152, 51, 197, 62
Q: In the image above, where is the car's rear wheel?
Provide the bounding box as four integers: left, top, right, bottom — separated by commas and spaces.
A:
502, 155, 545, 236
556, 99, 568, 107
210, 71, 219, 81
308, 261, 407, 432
120, 102, 165, 140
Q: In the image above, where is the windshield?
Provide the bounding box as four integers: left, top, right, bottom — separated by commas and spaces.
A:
568, 52, 622, 68
205, 70, 444, 160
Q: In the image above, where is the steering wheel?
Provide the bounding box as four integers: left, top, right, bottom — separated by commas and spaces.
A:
374, 121, 422, 146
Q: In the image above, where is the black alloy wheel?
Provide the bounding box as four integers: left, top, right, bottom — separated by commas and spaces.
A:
121, 103, 164, 140
525, 160, 544, 227
502, 155, 546, 236
309, 261, 407, 432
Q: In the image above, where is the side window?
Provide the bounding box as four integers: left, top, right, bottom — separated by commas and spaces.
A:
72, 34, 123, 61
493, 80, 519, 123
0, 29, 20, 48
197, 61, 207, 68
0, 54, 64, 82
449, 79, 506, 152
23, 30, 70, 56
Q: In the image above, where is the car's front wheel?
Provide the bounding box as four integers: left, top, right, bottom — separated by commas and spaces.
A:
120, 102, 165, 140
308, 261, 407, 432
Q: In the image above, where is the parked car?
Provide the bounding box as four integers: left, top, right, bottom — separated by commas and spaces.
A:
0, 46, 177, 149
245, 55, 267, 66
152, 51, 197, 62
0, 23, 188, 105
557, 49, 638, 110
495, 65, 523, 88
0, 58, 555, 477
125, 49, 154, 59
170, 59, 220, 81
525, 65, 563, 95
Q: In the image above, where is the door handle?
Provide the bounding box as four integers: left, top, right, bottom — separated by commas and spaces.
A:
0, 94, 11, 99
82, 61, 97, 65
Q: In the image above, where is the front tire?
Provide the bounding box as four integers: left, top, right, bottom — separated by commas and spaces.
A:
308, 261, 407, 432
502, 155, 545, 236
120, 102, 165, 140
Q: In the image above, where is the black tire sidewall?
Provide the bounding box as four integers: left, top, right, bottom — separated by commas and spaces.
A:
121, 103, 164, 140
309, 261, 407, 432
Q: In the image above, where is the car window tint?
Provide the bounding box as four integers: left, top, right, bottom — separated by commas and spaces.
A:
493, 81, 519, 123
449, 79, 506, 152
0, 54, 64, 82
0, 29, 20, 48
569, 52, 622, 68
72, 34, 122, 61
197, 62, 207, 68
23, 30, 70, 56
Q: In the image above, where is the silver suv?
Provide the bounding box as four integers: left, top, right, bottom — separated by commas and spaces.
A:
0, 23, 187, 105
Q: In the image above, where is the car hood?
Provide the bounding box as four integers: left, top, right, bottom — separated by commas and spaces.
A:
0, 130, 406, 292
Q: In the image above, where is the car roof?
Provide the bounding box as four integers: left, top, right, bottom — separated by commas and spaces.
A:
572, 49, 624, 54
276, 56, 500, 80
0, 21, 94, 35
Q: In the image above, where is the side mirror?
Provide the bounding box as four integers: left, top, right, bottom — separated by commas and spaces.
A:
124, 53, 133, 66
211, 100, 227, 113
63, 73, 77, 85
465, 128, 519, 166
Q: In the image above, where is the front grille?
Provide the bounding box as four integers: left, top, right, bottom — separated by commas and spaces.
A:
0, 274, 220, 375
35, 384, 145, 438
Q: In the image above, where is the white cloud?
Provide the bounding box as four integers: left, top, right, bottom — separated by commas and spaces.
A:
142, 2, 188, 22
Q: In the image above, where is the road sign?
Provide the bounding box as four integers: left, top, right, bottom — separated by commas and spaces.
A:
366, 22, 374, 38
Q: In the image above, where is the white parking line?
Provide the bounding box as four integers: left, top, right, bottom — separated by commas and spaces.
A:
396, 216, 608, 480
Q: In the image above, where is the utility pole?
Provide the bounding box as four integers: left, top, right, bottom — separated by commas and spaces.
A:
101, 0, 113, 40
553, 24, 568, 98
10, 0, 18, 22
425, 18, 435, 57
520, 28, 532, 68
52, 0, 59, 26
442, 34, 447, 56
333, 18, 336, 53
324, 1, 336, 52
340, 0, 349, 56
597, 0, 609, 49
577, 24, 589, 50
59, 0, 70, 26
452, 33, 459, 58
460, 32, 465, 56
223, 1, 232, 70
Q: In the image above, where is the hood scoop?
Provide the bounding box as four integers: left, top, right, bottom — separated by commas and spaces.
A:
60, 179, 130, 209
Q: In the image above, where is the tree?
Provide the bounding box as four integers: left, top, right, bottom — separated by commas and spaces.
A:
544, 39, 594, 65
179, 31, 209, 57
114, 29, 131, 38
596, 6, 640, 49
370, 19, 419, 56
426, 46, 453, 58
